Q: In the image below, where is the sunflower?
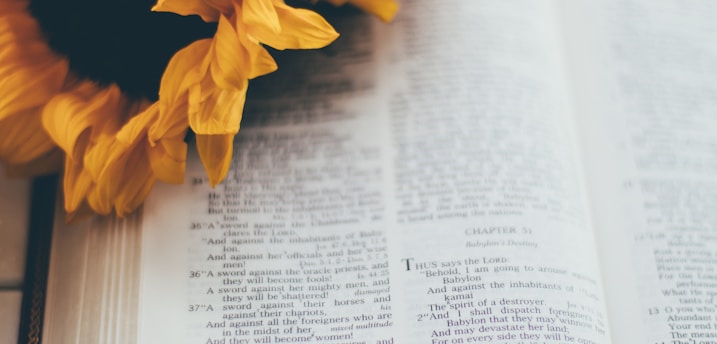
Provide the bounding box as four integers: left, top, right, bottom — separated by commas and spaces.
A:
0, 0, 397, 219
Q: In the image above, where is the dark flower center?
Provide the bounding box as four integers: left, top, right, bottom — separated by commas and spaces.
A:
29, 0, 217, 100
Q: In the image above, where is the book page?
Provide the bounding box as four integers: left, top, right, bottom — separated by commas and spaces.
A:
562, 1, 717, 342
139, 1, 611, 343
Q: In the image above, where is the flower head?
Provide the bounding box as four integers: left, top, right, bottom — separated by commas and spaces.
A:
0, 0, 397, 219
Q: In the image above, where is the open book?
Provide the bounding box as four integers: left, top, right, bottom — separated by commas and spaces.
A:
42, 1, 717, 343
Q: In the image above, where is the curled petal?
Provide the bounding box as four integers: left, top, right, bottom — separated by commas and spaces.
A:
45, 81, 140, 214
84, 138, 119, 214
0, 14, 51, 61
0, 12, 68, 119
242, 0, 280, 33
148, 138, 187, 185
84, 103, 153, 215
151, 39, 212, 145
188, 76, 247, 135
114, 104, 157, 146
0, 58, 68, 120
234, 25, 278, 79
158, 40, 211, 108
42, 82, 125, 157
63, 154, 93, 213
196, 133, 233, 187
87, 137, 156, 217
211, 15, 276, 88
245, 1, 339, 50
112, 147, 156, 217
211, 16, 253, 89
86, 103, 186, 216
0, 108, 56, 164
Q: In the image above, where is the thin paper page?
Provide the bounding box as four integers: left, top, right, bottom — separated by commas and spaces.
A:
384, 1, 609, 342
566, 1, 717, 342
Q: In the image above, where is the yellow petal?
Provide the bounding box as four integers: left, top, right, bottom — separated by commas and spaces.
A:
86, 104, 178, 216
153, 39, 212, 144
42, 82, 125, 157
147, 138, 187, 184
0, 58, 68, 120
0, 12, 68, 118
245, 0, 339, 50
115, 103, 157, 146
188, 79, 247, 135
152, 0, 221, 22
0, 15, 45, 60
159, 39, 212, 113
234, 23, 278, 79
63, 154, 93, 213
0, 108, 57, 164
87, 140, 154, 217
84, 103, 152, 214
55, 84, 131, 213
82, 121, 123, 183
210, 15, 253, 89
196, 133, 233, 187
183, 16, 274, 139
242, 0, 281, 33
84, 138, 117, 215
112, 147, 156, 217
158, 39, 211, 107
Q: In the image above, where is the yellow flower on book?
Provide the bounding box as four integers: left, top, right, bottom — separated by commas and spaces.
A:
0, 0, 396, 218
